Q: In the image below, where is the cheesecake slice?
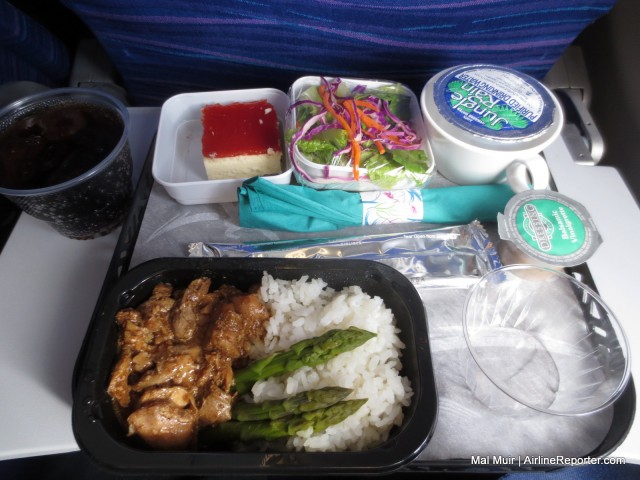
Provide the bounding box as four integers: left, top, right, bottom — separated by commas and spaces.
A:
201, 100, 282, 180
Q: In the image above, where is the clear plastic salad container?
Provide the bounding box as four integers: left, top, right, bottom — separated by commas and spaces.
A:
286, 76, 435, 191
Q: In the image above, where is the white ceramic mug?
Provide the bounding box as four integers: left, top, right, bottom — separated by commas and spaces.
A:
426, 127, 551, 192
504, 157, 550, 192
420, 65, 563, 192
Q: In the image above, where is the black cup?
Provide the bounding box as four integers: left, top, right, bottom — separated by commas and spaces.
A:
0, 88, 132, 239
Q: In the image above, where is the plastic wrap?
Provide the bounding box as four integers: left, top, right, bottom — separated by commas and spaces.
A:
189, 221, 501, 287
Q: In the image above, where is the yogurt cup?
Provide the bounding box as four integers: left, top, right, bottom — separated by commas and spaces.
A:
497, 190, 602, 269
420, 65, 564, 191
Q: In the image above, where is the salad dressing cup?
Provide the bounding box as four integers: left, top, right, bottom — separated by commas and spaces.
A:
496, 189, 603, 275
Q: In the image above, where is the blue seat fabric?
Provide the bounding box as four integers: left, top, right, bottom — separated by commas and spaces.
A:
1, 1, 70, 87
60, 0, 616, 105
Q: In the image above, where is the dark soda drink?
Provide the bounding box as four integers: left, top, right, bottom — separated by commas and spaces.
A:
0, 103, 123, 189
0, 89, 132, 239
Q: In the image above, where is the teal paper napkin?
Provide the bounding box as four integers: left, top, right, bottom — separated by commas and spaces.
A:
238, 177, 514, 232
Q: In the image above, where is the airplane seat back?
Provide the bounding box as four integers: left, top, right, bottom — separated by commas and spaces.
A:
60, 1, 617, 106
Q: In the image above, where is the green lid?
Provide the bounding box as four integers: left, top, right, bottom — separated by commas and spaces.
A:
497, 190, 602, 267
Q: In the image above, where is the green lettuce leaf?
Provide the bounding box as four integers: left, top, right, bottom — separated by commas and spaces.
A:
387, 149, 430, 174
296, 129, 349, 165
364, 155, 404, 189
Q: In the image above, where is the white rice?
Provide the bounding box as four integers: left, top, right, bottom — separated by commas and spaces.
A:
252, 273, 413, 452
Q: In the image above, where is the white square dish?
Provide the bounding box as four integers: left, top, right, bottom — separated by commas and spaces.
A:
153, 89, 292, 204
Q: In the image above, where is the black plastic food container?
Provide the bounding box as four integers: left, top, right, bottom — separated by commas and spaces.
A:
72, 257, 438, 475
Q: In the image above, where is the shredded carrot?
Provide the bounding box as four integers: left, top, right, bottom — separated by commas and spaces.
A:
351, 138, 361, 180
344, 99, 358, 133
358, 108, 386, 132
319, 87, 353, 139
345, 100, 364, 179
374, 140, 385, 154
319, 85, 362, 180
354, 99, 379, 112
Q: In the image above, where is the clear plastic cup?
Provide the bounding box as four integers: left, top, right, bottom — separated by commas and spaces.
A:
462, 264, 630, 416
0, 88, 132, 239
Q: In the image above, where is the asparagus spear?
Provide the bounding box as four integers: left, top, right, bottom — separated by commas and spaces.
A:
203, 398, 368, 442
232, 386, 353, 421
234, 327, 376, 395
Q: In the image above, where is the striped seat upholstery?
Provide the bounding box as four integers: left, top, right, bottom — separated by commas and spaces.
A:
61, 0, 615, 105
1, 1, 70, 87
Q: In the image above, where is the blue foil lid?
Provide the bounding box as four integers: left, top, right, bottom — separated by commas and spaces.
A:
433, 65, 557, 141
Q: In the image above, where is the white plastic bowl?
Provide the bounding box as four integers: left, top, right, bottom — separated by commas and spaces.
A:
463, 264, 631, 416
153, 88, 292, 204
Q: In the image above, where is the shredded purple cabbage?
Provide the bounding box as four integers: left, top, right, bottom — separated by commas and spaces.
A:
288, 77, 423, 170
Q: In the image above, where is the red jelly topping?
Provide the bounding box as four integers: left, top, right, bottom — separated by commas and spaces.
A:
201, 100, 281, 158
